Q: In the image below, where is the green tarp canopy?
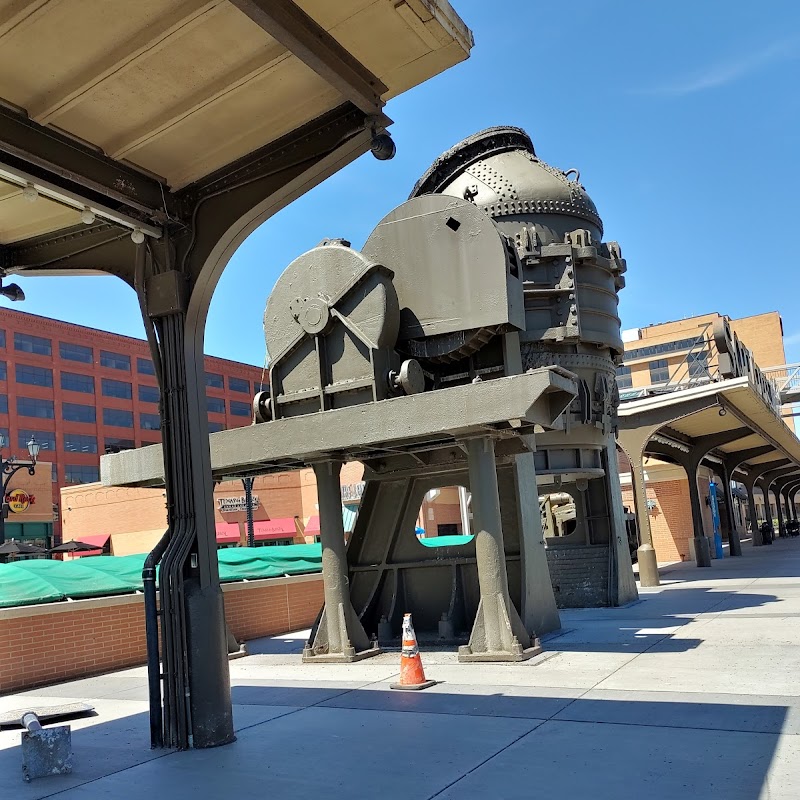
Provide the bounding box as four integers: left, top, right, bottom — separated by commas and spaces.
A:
419, 535, 474, 548
0, 544, 323, 608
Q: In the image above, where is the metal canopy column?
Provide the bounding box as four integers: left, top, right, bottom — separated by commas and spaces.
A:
717, 460, 742, 557
3, 104, 377, 748
647, 427, 751, 568
739, 459, 790, 546
758, 466, 799, 539
774, 475, 800, 535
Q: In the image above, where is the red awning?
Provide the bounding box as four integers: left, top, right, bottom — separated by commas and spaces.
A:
70, 533, 110, 557
253, 518, 296, 541
215, 522, 240, 544
304, 515, 320, 535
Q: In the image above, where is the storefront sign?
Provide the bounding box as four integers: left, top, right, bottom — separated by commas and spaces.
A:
713, 318, 779, 410
6, 489, 35, 513
341, 482, 365, 503
217, 495, 259, 513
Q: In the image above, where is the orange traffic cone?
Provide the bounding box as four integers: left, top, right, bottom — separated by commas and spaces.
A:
390, 613, 436, 690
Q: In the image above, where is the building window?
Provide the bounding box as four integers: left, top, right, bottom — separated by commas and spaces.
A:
230, 400, 251, 417
0, 361, 6, 381
52, 463, 58, 482
61, 372, 94, 393
64, 433, 98, 454
616, 365, 632, 389
105, 437, 136, 453
17, 396, 53, 418
18, 430, 55, 451
138, 384, 160, 404
100, 350, 130, 371
0, 330, 5, 347
102, 378, 132, 399
229, 376, 250, 394
208, 421, 224, 433
207, 396, 225, 414
14, 332, 51, 356
624, 336, 704, 363
64, 464, 100, 484
0, 394, 7, 414
103, 408, 133, 428
205, 372, 224, 389
137, 357, 155, 375
140, 412, 161, 431
60, 342, 93, 363
16, 363, 54, 388
63, 402, 96, 423
649, 359, 670, 384
254, 381, 270, 394
688, 351, 709, 379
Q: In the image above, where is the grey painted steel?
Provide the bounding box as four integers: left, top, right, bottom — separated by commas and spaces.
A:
7, 101, 380, 751
717, 461, 742, 557
410, 126, 635, 608
103, 371, 576, 485
458, 437, 540, 661
304, 461, 378, 662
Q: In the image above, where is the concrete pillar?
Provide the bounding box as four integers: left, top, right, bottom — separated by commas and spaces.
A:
459, 436, 538, 662
618, 431, 659, 587
304, 460, 377, 662
719, 463, 742, 557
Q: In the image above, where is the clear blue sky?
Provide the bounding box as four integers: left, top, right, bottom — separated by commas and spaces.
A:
12, 0, 800, 367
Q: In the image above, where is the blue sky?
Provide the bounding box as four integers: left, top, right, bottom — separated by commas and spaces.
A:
12, 0, 800, 367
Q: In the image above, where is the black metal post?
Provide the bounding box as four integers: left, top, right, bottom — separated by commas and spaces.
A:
242, 477, 255, 547
0, 459, 37, 546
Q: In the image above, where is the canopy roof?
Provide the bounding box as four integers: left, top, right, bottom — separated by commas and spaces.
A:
618, 377, 800, 478
0, 0, 472, 247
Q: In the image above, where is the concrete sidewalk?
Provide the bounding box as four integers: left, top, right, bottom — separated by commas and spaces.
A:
2, 538, 799, 799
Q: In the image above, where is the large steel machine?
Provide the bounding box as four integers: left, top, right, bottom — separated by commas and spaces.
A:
254, 126, 636, 663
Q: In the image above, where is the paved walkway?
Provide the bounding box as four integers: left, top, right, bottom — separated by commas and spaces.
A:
2, 538, 799, 799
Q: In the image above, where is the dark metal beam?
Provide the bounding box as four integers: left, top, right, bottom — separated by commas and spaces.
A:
0, 104, 176, 222
229, 0, 387, 116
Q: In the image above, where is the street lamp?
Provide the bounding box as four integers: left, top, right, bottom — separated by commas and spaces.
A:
0, 433, 39, 546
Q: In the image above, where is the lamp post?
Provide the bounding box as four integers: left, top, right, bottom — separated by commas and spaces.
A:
0, 433, 40, 546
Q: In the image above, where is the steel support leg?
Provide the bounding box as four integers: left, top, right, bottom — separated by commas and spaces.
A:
514, 440, 560, 636
604, 436, 638, 605
303, 460, 379, 662
459, 436, 540, 662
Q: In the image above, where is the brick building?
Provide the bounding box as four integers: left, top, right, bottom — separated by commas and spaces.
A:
0, 307, 267, 546
616, 311, 785, 562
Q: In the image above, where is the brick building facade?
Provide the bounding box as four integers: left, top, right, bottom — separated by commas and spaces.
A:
0, 307, 266, 546
616, 311, 784, 563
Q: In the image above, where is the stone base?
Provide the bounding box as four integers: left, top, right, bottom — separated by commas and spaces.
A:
301, 643, 381, 664
457, 639, 543, 663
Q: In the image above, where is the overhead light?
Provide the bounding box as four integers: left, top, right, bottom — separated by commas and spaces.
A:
719, 407, 727, 417
22, 183, 38, 202
370, 131, 396, 161
80, 206, 96, 225
130, 228, 145, 244
0, 280, 25, 302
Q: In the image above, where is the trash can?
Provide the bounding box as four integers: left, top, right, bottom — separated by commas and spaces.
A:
760, 521, 774, 545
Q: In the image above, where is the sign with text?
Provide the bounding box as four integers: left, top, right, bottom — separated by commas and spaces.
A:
6, 489, 35, 513
217, 495, 259, 513
341, 482, 365, 503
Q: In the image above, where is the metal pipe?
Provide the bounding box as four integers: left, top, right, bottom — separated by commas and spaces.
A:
143, 528, 171, 749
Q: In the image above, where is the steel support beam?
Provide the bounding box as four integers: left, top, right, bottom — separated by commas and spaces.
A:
739, 459, 790, 546
229, 0, 388, 116
0, 104, 173, 221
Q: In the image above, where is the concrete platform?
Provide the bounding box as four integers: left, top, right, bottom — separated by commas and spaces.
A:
2, 538, 799, 799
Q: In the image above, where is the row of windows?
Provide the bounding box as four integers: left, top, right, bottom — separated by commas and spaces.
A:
0, 334, 263, 392
617, 351, 710, 388
6, 428, 153, 455
623, 336, 704, 363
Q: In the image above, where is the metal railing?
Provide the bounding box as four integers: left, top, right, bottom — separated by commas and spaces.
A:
761, 363, 800, 402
